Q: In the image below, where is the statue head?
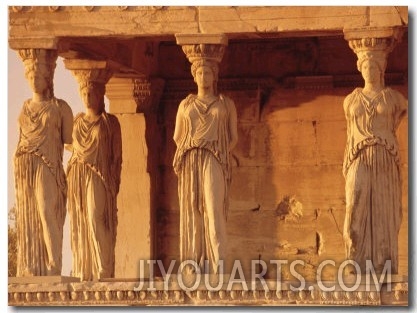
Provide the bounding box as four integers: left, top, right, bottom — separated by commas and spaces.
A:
18, 49, 58, 98
347, 36, 396, 89
181, 43, 225, 96
191, 59, 219, 94
79, 81, 106, 113
72, 68, 111, 114
357, 50, 387, 87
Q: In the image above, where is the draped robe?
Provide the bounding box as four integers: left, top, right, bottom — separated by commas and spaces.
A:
14, 98, 69, 276
173, 94, 236, 273
343, 87, 407, 273
67, 112, 121, 281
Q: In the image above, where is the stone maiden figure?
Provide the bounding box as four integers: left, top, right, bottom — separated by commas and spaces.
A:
343, 46, 407, 274
14, 49, 73, 276
173, 47, 238, 275
66, 70, 122, 281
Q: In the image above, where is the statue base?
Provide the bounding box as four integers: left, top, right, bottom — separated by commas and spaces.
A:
8, 275, 408, 306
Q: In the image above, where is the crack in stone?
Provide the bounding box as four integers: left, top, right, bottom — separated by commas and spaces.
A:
196, 7, 200, 33
394, 6, 407, 26
233, 7, 258, 32
328, 207, 343, 237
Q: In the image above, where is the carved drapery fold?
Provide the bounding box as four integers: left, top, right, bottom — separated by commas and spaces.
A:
14, 48, 72, 277
342, 26, 407, 274
64, 59, 122, 281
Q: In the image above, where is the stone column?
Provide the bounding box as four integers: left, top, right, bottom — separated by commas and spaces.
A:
174, 33, 239, 274
106, 76, 164, 278
342, 26, 406, 275
10, 36, 75, 278
63, 59, 123, 281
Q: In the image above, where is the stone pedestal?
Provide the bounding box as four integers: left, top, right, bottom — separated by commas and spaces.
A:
8, 276, 408, 306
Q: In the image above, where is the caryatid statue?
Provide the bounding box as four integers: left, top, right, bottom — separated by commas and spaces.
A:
14, 49, 73, 276
65, 63, 122, 281
342, 28, 407, 274
174, 35, 238, 274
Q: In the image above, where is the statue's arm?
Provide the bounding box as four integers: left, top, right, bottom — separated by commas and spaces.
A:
342, 96, 351, 178
110, 115, 122, 193
394, 91, 408, 129
227, 99, 238, 151
173, 99, 186, 146
60, 100, 74, 145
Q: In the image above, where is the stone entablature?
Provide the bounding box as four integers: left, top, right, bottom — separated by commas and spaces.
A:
9, 6, 407, 41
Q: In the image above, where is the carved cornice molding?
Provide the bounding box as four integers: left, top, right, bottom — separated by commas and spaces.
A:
9, 6, 168, 13
285, 72, 406, 89
8, 280, 408, 306
333, 72, 406, 88
9, 37, 58, 50
106, 77, 165, 113
286, 76, 334, 90
134, 78, 166, 113
161, 73, 405, 96
160, 77, 276, 103
134, 78, 152, 102
163, 78, 275, 94
8, 288, 184, 306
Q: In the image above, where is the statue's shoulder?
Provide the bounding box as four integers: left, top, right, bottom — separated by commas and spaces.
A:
219, 93, 233, 102
345, 88, 361, 101
384, 87, 406, 99
105, 112, 117, 120
55, 97, 73, 116
219, 93, 236, 111
74, 112, 85, 122
55, 97, 70, 108
343, 87, 362, 113
384, 87, 408, 112
106, 112, 121, 129
179, 94, 196, 109
185, 94, 196, 102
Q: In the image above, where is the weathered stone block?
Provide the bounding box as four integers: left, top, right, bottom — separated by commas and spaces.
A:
315, 120, 346, 165
256, 165, 345, 210
9, 6, 199, 39
229, 166, 258, 206
370, 7, 408, 27
199, 7, 369, 34
233, 123, 269, 167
